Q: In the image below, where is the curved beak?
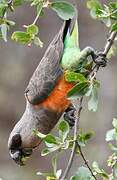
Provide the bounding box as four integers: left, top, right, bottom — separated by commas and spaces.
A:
10, 148, 33, 166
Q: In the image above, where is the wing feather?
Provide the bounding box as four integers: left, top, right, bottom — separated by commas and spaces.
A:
25, 22, 66, 105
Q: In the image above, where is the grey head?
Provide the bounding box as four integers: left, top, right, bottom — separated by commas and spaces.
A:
8, 103, 42, 166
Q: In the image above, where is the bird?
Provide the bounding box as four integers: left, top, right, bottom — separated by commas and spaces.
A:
8, 12, 79, 166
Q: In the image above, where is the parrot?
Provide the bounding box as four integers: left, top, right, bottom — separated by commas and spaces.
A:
8, 9, 99, 166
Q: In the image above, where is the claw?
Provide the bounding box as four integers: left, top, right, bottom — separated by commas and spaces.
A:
64, 105, 76, 128
91, 51, 107, 67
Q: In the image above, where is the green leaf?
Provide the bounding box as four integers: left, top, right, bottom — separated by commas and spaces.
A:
106, 129, 117, 142
33, 129, 46, 139
41, 146, 59, 156
65, 71, 87, 83
77, 131, 93, 147
92, 161, 108, 178
13, 0, 24, 6
107, 45, 116, 59
56, 169, 62, 179
114, 163, 117, 178
59, 120, 69, 142
71, 166, 93, 180
52, 156, 57, 176
44, 134, 58, 145
84, 132, 94, 141
5, 19, 15, 26
111, 22, 117, 32
34, 36, 43, 47
67, 81, 90, 99
50, 1, 76, 20
88, 81, 99, 112
1, 23, 7, 41
11, 31, 31, 44
0, 3, 7, 17
26, 24, 38, 35
37, 172, 55, 178
112, 118, 117, 129
87, 0, 103, 19
36, 1, 43, 16
109, 143, 117, 152
101, 17, 111, 27
41, 148, 53, 156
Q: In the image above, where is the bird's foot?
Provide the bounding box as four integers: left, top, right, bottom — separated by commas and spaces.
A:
64, 105, 76, 128
91, 51, 107, 67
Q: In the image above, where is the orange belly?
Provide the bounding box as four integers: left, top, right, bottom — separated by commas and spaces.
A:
42, 74, 74, 112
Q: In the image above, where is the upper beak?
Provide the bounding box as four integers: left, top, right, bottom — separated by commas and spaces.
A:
10, 148, 33, 166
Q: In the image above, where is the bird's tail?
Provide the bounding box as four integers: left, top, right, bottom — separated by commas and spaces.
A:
63, 9, 79, 49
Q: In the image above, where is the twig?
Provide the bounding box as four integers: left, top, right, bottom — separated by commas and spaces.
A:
103, 31, 117, 56
76, 141, 97, 180
61, 97, 83, 180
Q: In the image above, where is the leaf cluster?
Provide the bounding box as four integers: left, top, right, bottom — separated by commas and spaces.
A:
65, 70, 100, 112
0, 0, 76, 43
87, 0, 117, 31
34, 120, 93, 179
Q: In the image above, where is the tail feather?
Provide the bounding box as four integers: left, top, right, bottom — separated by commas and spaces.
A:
63, 9, 79, 49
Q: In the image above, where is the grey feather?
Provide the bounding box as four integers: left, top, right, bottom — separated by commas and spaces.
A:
25, 22, 66, 105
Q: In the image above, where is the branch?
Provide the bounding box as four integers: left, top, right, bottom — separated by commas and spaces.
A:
76, 141, 97, 180
61, 30, 117, 180
103, 31, 117, 56
61, 97, 83, 180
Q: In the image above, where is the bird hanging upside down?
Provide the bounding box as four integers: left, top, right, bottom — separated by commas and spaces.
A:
8, 9, 99, 165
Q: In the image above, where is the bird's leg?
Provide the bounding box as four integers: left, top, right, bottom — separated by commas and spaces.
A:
80, 47, 107, 67
64, 104, 76, 127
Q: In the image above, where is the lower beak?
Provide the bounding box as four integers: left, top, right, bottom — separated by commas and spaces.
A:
10, 149, 33, 166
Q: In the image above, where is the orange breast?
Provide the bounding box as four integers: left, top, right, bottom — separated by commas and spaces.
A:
42, 75, 74, 112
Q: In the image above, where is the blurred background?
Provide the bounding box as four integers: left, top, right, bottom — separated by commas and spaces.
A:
0, 0, 117, 179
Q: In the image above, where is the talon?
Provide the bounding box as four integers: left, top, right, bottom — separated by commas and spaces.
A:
92, 52, 107, 67
64, 105, 76, 128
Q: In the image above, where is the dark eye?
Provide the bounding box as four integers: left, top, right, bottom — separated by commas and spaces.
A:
10, 134, 22, 149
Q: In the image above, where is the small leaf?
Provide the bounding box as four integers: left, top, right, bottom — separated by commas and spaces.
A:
26, 24, 38, 35
106, 129, 117, 142
36, 1, 43, 17
65, 71, 87, 83
52, 156, 57, 176
56, 169, 62, 179
67, 81, 90, 100
11, 31, 31, 44
92, 161, 108, 178
107, 45, 116, 59
112, 118, 117, 129
1, 23, 7, 41
50, 1, 76, 20
41, 148, 52, 156
5, 19, 15, 26
71, 166, 93, 180
33, 129, 46, 139
114, 163, 117, 177
109, 143, 117, 152
44, 134, 58, 145
87, 0, 103, 19
34, 36, 43, 47
41, 146, 59, 156
111, 22, 117, 32
77, 131, 93, 147
88, 81, 99, 112
84, 132, 94, 141
0, 4, 7, 17
37, 172, 54, 178
59, 120, 69, 142
13, 0, 24, 6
